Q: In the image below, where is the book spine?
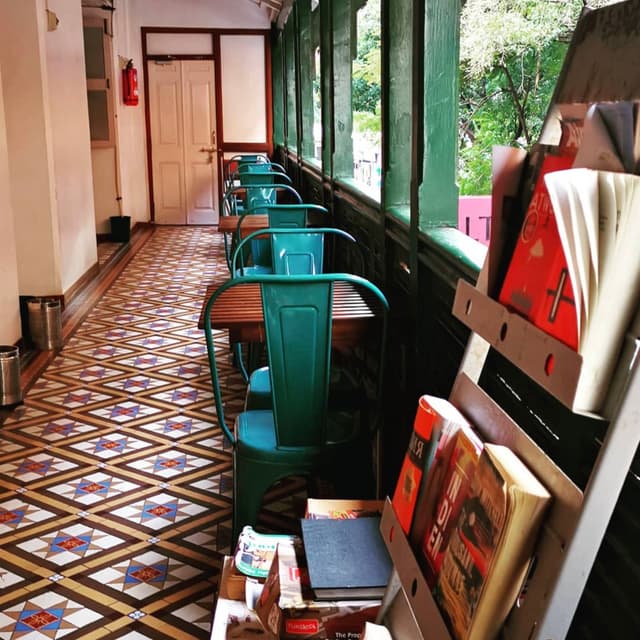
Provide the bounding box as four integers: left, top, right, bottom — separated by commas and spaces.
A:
433, 448, 508, 640
419, 429, 482, 589
391, 396, 440, 535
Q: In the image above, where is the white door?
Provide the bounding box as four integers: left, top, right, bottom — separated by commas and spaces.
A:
148, 60, 218, 224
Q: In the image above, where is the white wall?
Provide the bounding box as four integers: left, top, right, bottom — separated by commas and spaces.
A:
0, 67, 21, 345
47, 0, 98, 292
0, 0, 61, 296
111, 0, 270, 227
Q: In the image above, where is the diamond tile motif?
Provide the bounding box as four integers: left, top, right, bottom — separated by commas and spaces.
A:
19, 418, 98, 442
124, 450, 210, 479
45, 471, 143, 505
16, 522, 127, 565
0, 453, 78, 482
137, 415, 213, 439
146, 385, 213, 407
0, 498, 57, 534
69, 434, 154, 459
0, 591, 103, 638
88, 550, 202, 600
109, 492, 208, 530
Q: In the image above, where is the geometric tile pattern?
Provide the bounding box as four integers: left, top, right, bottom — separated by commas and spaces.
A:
0, 229, 307, 639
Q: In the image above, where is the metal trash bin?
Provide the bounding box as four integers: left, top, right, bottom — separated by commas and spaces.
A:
0, 345, 22, 406
28, 297, 63, 350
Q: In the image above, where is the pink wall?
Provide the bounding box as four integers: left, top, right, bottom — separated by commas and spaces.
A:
458, 195, 491, 246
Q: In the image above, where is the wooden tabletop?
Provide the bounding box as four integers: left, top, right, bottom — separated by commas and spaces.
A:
197, 280, 382, 347
217, 214, 268, 234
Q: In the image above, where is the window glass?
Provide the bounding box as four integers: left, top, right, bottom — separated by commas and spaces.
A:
87, 90, 110, 141
83, 26, 105, 79
313, 46, 322, 163
352, 0, 381, 198
83, 20, 114, 147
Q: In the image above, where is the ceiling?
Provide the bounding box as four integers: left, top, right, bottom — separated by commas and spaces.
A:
247, 0, 293, 27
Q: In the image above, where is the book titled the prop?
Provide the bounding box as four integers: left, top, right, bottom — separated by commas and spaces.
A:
300, 516, 392, 601
434, 444, 551, 640
392, 395, 470, 536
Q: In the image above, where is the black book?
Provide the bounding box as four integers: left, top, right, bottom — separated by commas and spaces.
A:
300, 516, 392, 601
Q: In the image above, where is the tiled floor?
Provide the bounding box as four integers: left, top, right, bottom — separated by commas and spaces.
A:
0, 228, 304, 640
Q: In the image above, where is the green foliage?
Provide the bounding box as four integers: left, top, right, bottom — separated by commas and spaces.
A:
352, 0, 381, 115
459, 0, 622, 195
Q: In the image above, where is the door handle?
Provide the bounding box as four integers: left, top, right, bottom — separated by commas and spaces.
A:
199, 147, 216, 153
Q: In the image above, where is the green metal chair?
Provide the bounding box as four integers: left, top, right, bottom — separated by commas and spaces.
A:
232, 228, 366, 412
203, 273, 389, 542
220, 186, 304, 271
232, 226, 355, 277
224, 154, 270, 191
231, 203, 329, 276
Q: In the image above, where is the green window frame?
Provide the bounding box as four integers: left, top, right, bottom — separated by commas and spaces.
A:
272, 31, 285, 147
284, 17, 298, 151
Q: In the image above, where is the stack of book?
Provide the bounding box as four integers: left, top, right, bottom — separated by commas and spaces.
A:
391, 394, 552, 640
253, 499, 388, 640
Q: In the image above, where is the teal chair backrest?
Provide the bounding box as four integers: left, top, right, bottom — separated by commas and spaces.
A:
203, 273, 388, 448
265, 203, 328, 229
232, 227, 356, 276
238, 161, 286, 175
262, 278, 333, 445
271, 232, 324, 274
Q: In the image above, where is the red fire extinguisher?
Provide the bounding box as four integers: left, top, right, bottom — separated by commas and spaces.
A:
122, 59, 139, 106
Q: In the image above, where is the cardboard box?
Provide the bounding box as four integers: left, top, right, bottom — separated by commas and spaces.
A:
255, 538, 380, 640
211, 556, 274, 639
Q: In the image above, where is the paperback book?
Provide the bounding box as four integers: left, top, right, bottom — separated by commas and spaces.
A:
418, 424, 483, 588
392, 394, 470, 537
434, 444, 551, 640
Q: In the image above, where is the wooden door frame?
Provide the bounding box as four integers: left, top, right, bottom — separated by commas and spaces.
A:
141, 27, 273, 221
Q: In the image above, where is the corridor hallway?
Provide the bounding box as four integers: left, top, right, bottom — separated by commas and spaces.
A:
0, 227, 304, 639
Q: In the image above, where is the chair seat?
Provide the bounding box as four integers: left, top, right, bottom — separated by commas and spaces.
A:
236, 409, 362, 463
233, 265, 273, 278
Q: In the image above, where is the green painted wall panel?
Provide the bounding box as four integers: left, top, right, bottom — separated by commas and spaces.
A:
384, 0, 412, 209
419, 0, 459, 228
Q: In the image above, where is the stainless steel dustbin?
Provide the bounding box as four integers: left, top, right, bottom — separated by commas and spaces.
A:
28, 297, 63, 350
0, 345, 22, 406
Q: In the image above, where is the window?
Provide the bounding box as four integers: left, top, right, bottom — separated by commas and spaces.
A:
83, 18, 115, 147
351, 0, 381, 198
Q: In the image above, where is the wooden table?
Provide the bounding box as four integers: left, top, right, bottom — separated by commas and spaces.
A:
217, 214, 268, 235
197, 280, 383, 349
217, 209, 326, 236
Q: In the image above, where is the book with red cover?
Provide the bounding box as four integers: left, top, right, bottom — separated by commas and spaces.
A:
391, 395, 463, 535
498, 153, 579, 350
418, 424, 483, 588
